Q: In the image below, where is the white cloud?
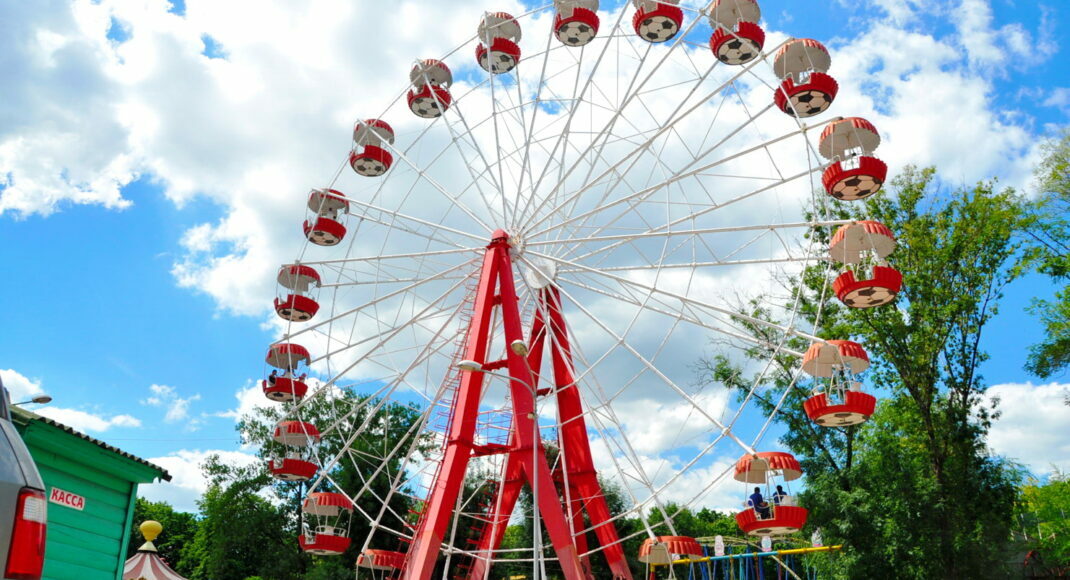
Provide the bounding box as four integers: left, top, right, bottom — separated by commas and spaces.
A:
984, 382, 1070, 476
828, 20, 1044, 190
35, 407, 142, 432
3, 368, 142, 432
952, 0, 1055, 70
215, 379, 272, 423
1043, 87, 1070, 110
141, 383, 201, 424
139, 448, 260, 512
0, 369, 46, 402
848, 0, 1055, 71
608, 390, 731, 455
0, 0, 137, 217
862, 0, 928, 25
591, 447, 745, 515
955, 0, 1006, 67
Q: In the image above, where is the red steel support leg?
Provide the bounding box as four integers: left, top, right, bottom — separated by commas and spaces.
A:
405, 232, 619, 580
544, 288, 634, 580
466, 308, 552, 580
403, 243, 501, 580
494, 246, 586, 580
575, 480, 629, 577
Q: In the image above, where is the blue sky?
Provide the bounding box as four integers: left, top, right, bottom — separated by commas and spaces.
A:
0, 186, 256, 451
2, 0, 1068, 512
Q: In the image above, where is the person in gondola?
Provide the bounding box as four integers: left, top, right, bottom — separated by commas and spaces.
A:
772, 485, 788, 505
772, 484, 794, 509
268, 369, 278, 386
748, 487, 770, 519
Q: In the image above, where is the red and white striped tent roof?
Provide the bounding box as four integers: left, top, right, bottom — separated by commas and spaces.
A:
123, 548, 187, 580
123, 521, 188, 580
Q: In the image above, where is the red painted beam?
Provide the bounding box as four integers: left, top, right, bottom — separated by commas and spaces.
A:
544, 287, 633, 580
493, 245, 586, 580
466, 301, 553, 579
403, 243, 501, 580
406, 233, 629, 580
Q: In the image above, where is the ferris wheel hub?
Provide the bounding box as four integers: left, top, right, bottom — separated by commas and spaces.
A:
523, 256, 557, 289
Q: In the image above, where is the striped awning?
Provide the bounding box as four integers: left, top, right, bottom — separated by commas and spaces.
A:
123, 545, 188, 580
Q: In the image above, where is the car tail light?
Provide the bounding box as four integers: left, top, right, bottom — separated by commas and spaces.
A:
5, 488, 46, 580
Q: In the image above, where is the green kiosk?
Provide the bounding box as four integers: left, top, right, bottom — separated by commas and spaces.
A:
11, 408, 171, 580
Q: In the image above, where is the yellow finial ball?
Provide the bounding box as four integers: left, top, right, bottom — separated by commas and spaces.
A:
140, 520, 163, 543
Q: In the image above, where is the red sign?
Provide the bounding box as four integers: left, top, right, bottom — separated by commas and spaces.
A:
49, 487, 85, 511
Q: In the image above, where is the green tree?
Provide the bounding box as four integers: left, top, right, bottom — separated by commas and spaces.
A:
126, 497, 199, 575
182, 456, 304, 580
644, 503, 737, 540
1026, 128, 1070, 379
492, 461, 647, 579
703, 168, 1027, 578
495, 524, 530, 577
235, 390, 424, 576
1018, 470, 1070, 571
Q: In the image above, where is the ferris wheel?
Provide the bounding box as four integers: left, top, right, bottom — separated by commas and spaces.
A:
259, 0, 902, 578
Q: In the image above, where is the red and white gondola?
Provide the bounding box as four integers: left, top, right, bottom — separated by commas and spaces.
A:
350, 119, 395, 177
801, 340, 877, 427
263, 343, 311, 402
633, 0, 684, 44
408, 59, 453, 119
773, 38, 838, 117
303, 188, 349, 247
274, 264, 321, 322
829, 220, 903, 308
638, 535, 704, 569
554, 0, 600, 47
476, 12, 522, 74
819, 117, 889, 201
708, 0, 765, 65
268, 420, 320, 482
734, 452, 809, 535
299, 492, 354, 556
